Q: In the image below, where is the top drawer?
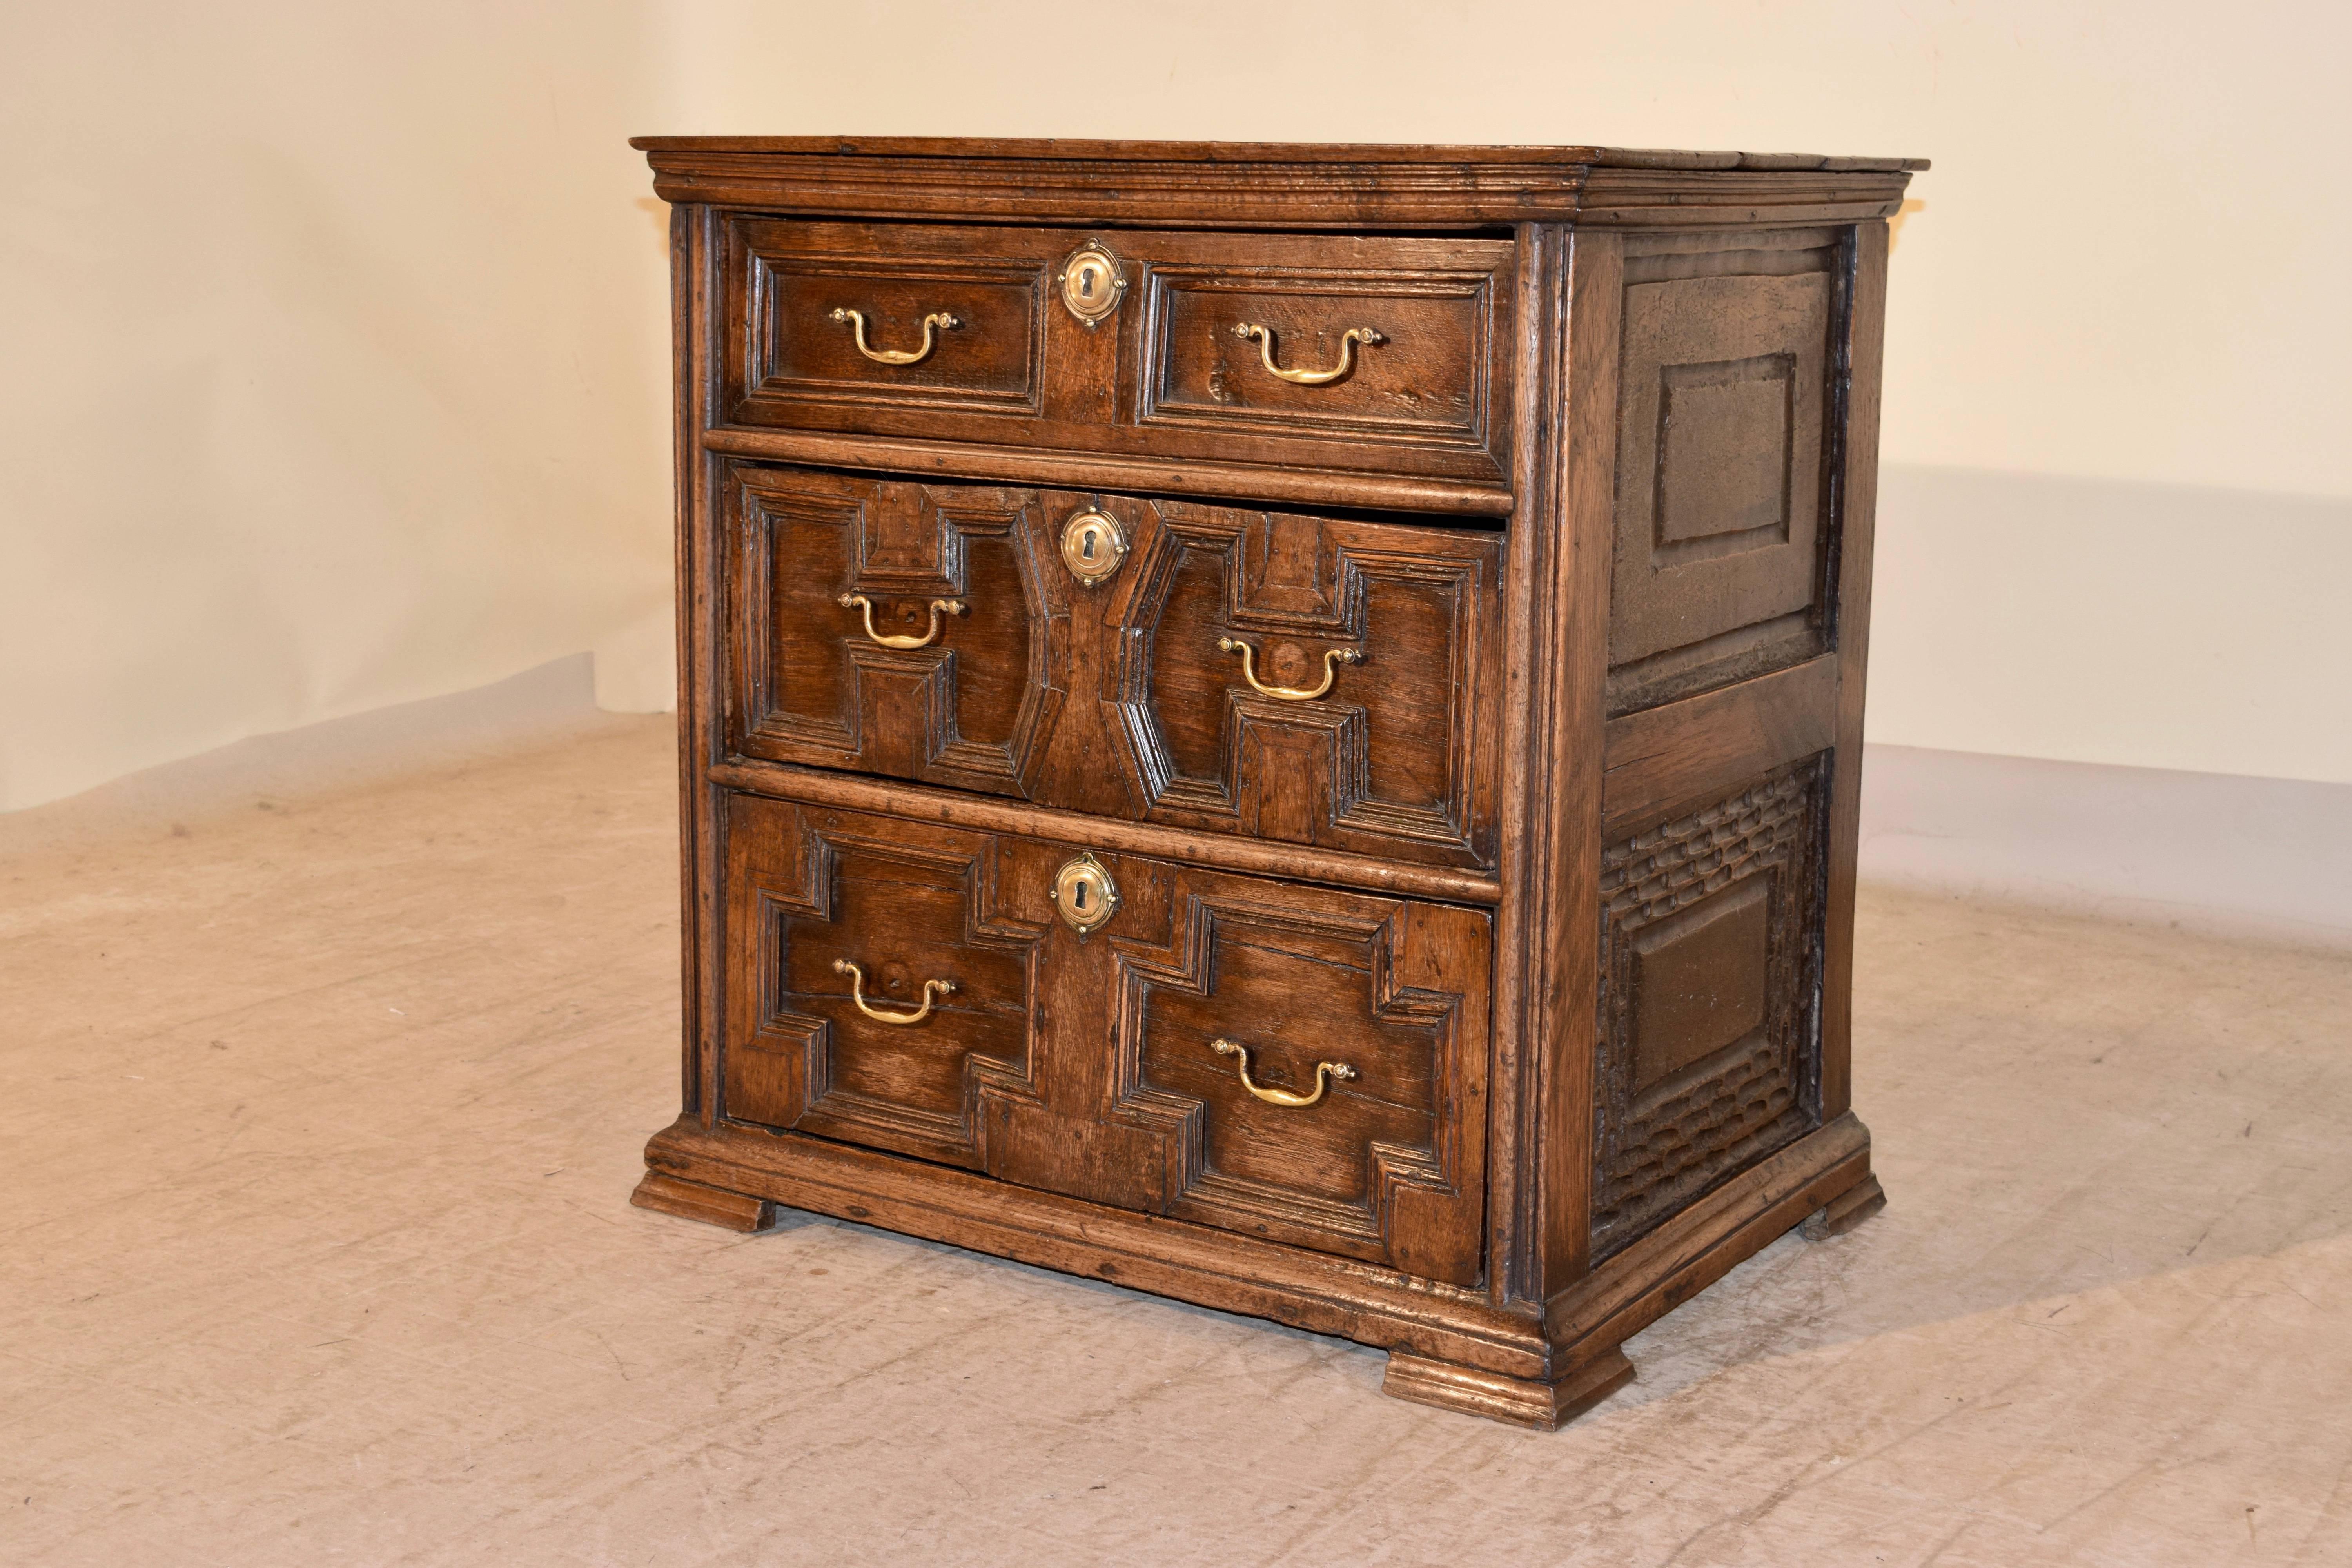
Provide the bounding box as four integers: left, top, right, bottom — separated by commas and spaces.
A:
720, 219, 1516, 486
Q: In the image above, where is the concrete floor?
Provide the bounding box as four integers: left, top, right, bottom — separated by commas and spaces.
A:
4, 713, 2348, 1566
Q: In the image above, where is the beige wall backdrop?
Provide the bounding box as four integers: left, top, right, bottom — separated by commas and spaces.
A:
5, 1, 2347, 811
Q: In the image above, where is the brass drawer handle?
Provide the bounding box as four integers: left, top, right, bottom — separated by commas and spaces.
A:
829, 307, 961, 366
1232, 322, 1383, 386
1210, 1038, 1357, 1108
1218, 636, 1360, 701
839, 593, 964, 649
833, 959, 956, 1025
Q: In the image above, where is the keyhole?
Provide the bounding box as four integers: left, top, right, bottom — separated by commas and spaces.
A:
1072, 881, 1090, 912
1080, 529, 1098, 561
1080, 267, 1097, 300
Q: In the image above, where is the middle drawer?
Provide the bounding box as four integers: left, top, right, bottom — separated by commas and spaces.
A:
720, 462, 1504, 871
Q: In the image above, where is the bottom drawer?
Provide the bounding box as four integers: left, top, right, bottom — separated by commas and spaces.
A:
717, 792, 1490, 1287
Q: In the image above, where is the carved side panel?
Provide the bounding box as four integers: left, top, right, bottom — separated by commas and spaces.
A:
1606, 233, 1849, 715
1112, 498, 1502, 869
719, 795, 1048, 1170
725, 464, 1063, 797
1591, 757, 1827, 1258
1106, 876, 1490, 1287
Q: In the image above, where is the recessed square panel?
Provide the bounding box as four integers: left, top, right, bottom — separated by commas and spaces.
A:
1593, 758, 1826, 1259
1654, 354, 1795, 563
1630, 875, 1771, 1093
1609, 257, 1840, 715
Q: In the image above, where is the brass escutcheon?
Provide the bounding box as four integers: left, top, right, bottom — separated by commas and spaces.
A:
1051, 853, 1120, 935
1058, 509, 1127, 587
1056, 242, 1126, 327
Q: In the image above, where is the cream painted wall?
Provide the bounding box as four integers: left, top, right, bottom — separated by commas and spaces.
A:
0, 3, 677, 810
6, 1, 2347, 809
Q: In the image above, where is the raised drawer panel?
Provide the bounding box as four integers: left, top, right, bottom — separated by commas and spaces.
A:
719, 219, 1515, 485
1139, 232, 1503, 457
716, 794, 1489, 1285
722, 462, 1503, 869
720, 799, 1046, 1171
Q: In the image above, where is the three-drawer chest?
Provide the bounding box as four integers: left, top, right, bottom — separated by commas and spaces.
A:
626, 136, 1922, 1428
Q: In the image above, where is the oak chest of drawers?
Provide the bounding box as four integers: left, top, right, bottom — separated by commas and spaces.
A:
627, 136, 1921, 1428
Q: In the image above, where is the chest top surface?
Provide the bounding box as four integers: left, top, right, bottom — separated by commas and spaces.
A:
631, 136, 1926, 228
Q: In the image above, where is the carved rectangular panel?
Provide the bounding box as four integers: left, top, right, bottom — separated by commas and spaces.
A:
1138, 232, 1510, 476
1591, 756, 1827, 1258
727, 218, 1047, 423
720, 795, 1048, 1170
716, 220, 1517, 486
1607, 234, 1848, 715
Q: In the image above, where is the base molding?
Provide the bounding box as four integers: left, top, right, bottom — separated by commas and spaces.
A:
1801, 1171, 1886, 1239
1384, 1347, 1635, 1429
637, 1112, 1878, 1429
631, 1170, 777, 1232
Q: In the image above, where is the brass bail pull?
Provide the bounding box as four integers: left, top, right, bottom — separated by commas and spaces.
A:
830, 307, 962, 366
1217, 636, 1361, 701
1231, 322, 1384, 385
839, 593, 965, 650
1209, 1038, 1357, 1108
834, 960, 956, 1026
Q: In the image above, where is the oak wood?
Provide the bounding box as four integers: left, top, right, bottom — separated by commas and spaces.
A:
1382, 1346, 1634, 1430
1821, 222, 1890, 1123
703, 759, 1502, 906
634, 138, 1924, 230
1801, 1171, 1888, 1239
644, 1113, 1554, 1378
720, 220, 1515, 487
630, 1171, 775, 1232
718, 463, 1505, 868
1599, 653, 1838, 837
634, 136, 1914, 1427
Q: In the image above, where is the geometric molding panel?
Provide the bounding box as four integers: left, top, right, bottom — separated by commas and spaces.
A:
1607, 240, 1847, 717
1114, 498, 1501, 868
1591, 755, 1827, 1258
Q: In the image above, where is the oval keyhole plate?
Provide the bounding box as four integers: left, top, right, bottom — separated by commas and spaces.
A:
1058, 509, 1127, 588
1057, 242, 1126, 327
1052, 853, 1120, 935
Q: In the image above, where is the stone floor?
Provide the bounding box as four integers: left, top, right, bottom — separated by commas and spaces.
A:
3, 713, 2347, 1566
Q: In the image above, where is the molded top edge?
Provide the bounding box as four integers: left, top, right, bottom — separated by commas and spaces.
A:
627, 135, 1928, 173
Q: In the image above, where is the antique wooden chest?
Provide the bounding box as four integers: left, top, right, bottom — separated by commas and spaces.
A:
627, 137, 1920, 1427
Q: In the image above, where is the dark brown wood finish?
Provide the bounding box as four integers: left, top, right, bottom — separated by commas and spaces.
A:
632, 138, 1918, 1428
721, 463, 1504, 867
720, 220, 1516, 487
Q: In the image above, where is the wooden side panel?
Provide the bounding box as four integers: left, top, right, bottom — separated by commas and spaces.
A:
1590, 757, 1827, 1258
1605, 231, 1848, 715
1823, 221, 1890, 1122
